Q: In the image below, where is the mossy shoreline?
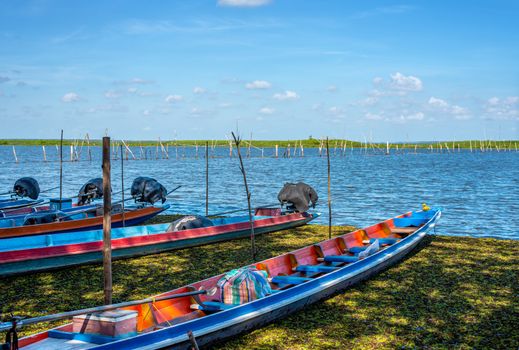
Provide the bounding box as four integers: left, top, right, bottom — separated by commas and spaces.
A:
0, 217, 517, 349
1, 138, 518, 150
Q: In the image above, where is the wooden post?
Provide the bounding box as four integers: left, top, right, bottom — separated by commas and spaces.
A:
42, 145, 47, 162
187, 331, 200, 350
275, 144, 278, 158
12, 146, 18, 163
59, 130, 63, 209
326, 137, 332, 239
120, 145, 125, 227
102, 136, 112, 305
205, 141, 209, 216
231, 132, 256, 261
87, 133, 92, 161
386, 141, 389, 155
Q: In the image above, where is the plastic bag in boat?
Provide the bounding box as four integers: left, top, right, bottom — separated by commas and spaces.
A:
217, 267, 272, 305
277, 182, 318, 212
166, 215, 213, 232
77, 178, 104, 205
358, 240, 380, 259
13, 177, 40, 199
130, 177, 167, 204
23, 211, 68, 225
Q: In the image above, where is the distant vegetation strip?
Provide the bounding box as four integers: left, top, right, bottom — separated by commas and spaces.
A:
0, 138, 518, 149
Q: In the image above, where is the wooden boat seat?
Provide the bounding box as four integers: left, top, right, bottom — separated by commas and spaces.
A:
190, 301, 236, 312
391, 227, 418, 235
369, 237, 399, 245
348, 246, 367, 254
293, 265, 338, 273
318, 255, 359, 263
270, 275, 312, 285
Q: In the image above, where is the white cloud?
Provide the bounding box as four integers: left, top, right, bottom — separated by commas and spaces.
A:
365, 112, 383, 120
328, 106, 344, 116
62, 92, 80, 102
127, 87, 138, 93
405, 112, 424, 120
219, 102, 232, 108
259, 107, 274, 114
428, 96, 470, 119
104, 90, 121, 99
327, 85, 338, 92
358, 96, 378, 106
373, 77, 383, 85
245, 80, 271, 89
218, 0, 271, 7
484, 96, 518, 120
193, 86, 206, 94
273, 90, 299, 101
130, 78, 153, 84
142, 109, 151, 116
428, 97, 448, 108
390, 72, 423, 91
165, 94, 183, 103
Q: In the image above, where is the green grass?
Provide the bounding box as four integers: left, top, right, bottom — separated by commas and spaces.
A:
0, 218, 517, 349
1, 138, 518, 150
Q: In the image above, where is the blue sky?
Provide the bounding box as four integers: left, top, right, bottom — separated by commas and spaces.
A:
0, 0, 518, 141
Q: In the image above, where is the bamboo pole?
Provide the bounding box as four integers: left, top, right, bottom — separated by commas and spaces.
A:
87, 133, 92, 161
12, 146, 18, 163
205, 141, 209, 217
102, 136, 112, 305
59, 130, 63, 209
120, 145, 125, 228
326, 137, 332, 239
231, 132, 256, 261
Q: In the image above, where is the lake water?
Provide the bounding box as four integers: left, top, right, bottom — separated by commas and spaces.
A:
1, 145, 518, 240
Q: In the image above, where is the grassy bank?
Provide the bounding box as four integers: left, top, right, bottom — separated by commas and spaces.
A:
0, 218, 517, 349
1, 138, 518, 150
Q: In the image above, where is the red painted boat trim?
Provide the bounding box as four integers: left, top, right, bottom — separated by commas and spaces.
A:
0, 213, 310, 264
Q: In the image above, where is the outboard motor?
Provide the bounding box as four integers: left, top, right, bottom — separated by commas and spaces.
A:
130, 177, 167, 204
77, 178, 104, 206
277, 182, 318, 212
13, 177, 40, 199
23, 211, 68, 225
167, 215, 213, 232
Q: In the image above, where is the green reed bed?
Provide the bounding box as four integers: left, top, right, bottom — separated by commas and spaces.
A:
0, 217, 517, 349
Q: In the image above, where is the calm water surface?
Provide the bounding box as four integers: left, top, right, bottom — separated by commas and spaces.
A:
1, 146, 517, 240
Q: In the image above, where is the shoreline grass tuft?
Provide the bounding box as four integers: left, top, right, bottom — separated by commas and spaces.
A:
0, 216, 517, 349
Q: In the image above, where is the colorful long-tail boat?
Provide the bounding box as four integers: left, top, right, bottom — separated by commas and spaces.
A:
0, 208, 317, 276
0, 208, 440, 349
0, 204, 169, 239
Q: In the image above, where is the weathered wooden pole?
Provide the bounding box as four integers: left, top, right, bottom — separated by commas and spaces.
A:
12, 146, 18, 163
102, 136, 112, 305
59, 130, 63, 209
275, 144, 278, 158
42, 145, 47, 162
120, 144, 125, 227
231, 132, 256, 261
205, 141, 209, 216
326, 137, 332, 239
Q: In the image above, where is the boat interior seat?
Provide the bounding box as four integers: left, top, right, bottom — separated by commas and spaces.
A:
369, 237, 399, 245
313, 242, 359, 264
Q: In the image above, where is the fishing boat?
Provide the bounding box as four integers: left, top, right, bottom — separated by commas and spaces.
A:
1, 208, 440, 349
0, 208, 317, 276
0, 204, 169, 239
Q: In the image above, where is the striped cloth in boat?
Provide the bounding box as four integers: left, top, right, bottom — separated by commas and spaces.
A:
217, 267, 272, 305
